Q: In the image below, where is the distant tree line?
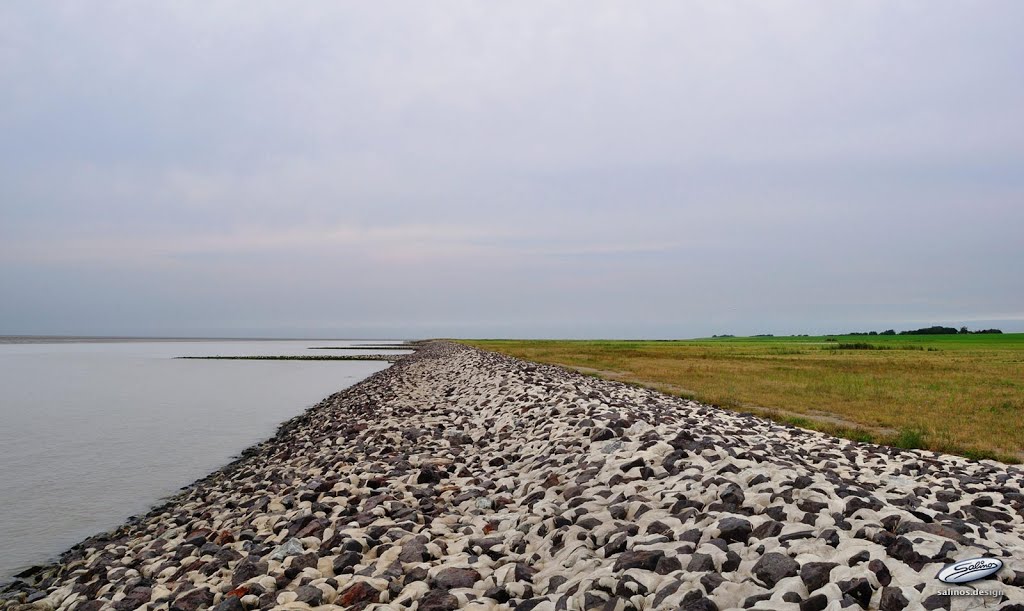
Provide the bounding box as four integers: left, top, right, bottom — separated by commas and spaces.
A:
710, 327, 1002, 339
846, 326, 1002, 336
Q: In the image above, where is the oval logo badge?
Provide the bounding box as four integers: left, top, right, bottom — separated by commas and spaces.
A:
936, 557, 1003, 584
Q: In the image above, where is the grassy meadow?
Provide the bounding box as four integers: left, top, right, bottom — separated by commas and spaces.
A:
462, 334, 1024, 463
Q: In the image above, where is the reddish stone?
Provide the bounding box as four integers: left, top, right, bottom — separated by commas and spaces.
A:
184, 528, 212, 543
541, 474, 561, 488
338, 581, 380, 608
215, 530, 235, 545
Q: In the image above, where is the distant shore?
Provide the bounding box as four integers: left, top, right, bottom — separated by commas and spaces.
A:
176, 355, 405, 362
0, 337, 413, 344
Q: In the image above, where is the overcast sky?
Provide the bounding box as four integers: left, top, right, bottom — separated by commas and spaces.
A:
1, 2, 1022, 338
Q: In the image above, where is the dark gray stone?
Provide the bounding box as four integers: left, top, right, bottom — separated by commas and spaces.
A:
751, 520, 784, 540
294, 585, 323, 605
687, 553, 716, 572
170, 588, 215, 611
847, 550, 870, 566
652, 580, 682, 608
921, 594, 950, 610
839, 577, 873, 609
433, 567, 481, 589
655, 555, 682, 575
699, 572, 724, 594
332, 550, 361, 574
113, 587, 152, 611
879, 587, 909, 611
399, 539, 430, 563
752, 552, 800, 587
868, 559, 892, 586
231, 559, 267, 587
799, 594, 828, 611
717, 517, 753, 543
800, 561, 838, 593
515, 562, 539, 582
613, 550, 665, 572
213, 596, 244, 611
680, 594, 719, 611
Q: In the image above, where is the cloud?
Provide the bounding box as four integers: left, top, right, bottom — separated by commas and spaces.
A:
1, 1, 1022, 337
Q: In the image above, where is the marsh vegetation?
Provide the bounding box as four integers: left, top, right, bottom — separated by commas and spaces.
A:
464, 334, 1024, 462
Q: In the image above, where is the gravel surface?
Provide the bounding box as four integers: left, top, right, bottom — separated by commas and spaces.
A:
2, 341, 1022, 610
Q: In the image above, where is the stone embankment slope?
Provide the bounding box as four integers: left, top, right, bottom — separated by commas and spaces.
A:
2, 341, 1022, 610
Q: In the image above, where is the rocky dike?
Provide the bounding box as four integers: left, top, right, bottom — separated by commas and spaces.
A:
2, 341, 1022, 610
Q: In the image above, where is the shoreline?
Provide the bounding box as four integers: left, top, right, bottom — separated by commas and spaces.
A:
2, 341, 1022, 609
175, 356, 406, 362
0, 338, 414, 345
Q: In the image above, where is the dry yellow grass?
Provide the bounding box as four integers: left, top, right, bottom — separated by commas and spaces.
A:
462, 335, 1024, 462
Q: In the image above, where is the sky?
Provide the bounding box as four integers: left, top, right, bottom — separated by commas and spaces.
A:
1, 2, 1022, 339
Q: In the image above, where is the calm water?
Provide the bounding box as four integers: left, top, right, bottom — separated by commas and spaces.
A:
0, 339, 407, 582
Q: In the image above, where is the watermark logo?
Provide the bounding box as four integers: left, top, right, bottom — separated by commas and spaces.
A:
936, 557, 1003, 584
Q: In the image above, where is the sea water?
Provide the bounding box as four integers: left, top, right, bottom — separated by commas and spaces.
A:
0, 339, 406, 581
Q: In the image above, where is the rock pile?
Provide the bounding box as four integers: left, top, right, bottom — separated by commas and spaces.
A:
2, 341, 1022, 610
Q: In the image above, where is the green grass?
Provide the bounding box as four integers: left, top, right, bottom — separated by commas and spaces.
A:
461, 334, 1024, 463
826, 343, 936, 351
891, 428, 926, 450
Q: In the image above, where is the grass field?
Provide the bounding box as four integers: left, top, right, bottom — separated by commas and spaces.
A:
462, 334, 1024, 463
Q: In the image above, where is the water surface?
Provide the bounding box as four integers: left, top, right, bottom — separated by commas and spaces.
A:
0, 339, 407, 581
